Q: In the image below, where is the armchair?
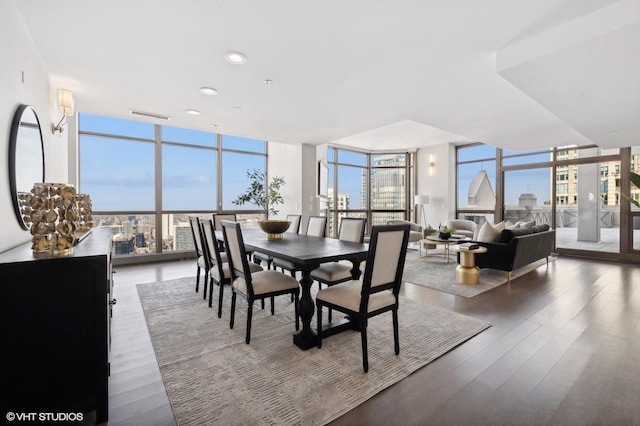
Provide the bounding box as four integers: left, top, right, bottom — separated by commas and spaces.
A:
386, 220, 423, 243
445, 219, 476, 239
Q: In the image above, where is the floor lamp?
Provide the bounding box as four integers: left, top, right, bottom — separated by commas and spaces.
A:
414, 195, 430, 228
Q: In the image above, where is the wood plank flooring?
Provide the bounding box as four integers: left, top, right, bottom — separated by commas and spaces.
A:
108, 256, 640, 425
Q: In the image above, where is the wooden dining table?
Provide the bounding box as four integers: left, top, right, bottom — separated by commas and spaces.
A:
217, 229, 368, 350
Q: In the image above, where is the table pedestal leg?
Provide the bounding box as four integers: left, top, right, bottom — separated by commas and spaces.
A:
293, 270, 318, 349
456, 251, 479, 284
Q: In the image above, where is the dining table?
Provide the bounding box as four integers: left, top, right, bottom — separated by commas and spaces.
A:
217, 228, 368, 350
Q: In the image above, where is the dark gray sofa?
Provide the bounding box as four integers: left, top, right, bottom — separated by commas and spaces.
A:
468, 224, 555, 282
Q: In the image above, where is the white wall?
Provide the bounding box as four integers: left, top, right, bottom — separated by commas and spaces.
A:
0, 1, 68, 253
267, 142, 302, 220
415, 143, 456, 228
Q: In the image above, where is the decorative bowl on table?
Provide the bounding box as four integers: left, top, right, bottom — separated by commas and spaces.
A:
437, 232, 451, 240
258, 219, 291, 240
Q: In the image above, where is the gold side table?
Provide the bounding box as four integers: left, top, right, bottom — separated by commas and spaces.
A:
450, 245, 488, 284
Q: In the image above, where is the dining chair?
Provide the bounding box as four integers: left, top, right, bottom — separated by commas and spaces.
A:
213, 213, 237, 253
253, 214, 302, 269
201, 219, 263, 317
311, 217, 366, 287
188, 216, 207, 295
221, 220, 300, 344
311, 217, 366, 321
316, 223, 410, 372
273, 215, 327, 277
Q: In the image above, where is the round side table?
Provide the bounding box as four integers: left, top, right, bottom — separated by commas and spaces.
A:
450, 245, 488, 284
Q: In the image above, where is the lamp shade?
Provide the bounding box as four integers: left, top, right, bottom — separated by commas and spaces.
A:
414, 195, 430, 205
58, 89, 74, 116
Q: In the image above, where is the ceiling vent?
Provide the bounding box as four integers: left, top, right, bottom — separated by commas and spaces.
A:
129, 110, 171, 120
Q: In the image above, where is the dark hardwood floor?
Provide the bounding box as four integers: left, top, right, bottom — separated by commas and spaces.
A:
108, 256, 640, 425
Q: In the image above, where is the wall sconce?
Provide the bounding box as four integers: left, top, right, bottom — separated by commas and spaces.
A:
429, 154, 435, 175
52, 89, 74, 134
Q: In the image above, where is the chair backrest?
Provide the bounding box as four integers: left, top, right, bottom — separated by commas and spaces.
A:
200, 219, 225, 276
338, 217, 367, 243
188, 216, 204, 256
213, 213, 237, 231
285, 214, 302, 234
359, 224, 410, 311
220, 220, 254, 295
306, 216, 327, 237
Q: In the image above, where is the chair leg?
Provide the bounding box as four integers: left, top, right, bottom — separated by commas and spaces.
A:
271, 296, 275, 315
217, 282, 224, 318
230, 292, 236, 329
246, 301, 253, 344
294, 292, 299, 331
316, 303, 322, 348
208, 277, 214, 308
195, 266, 201, 292
393, 308, 400, 355
361, 320, 369, 373
203, 270, 209, 300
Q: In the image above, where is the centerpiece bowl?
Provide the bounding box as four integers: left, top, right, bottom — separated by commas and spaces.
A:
258, 219, 291, 240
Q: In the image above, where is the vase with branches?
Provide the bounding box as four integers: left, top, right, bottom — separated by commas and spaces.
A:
232, 169, 286, 217
621, 171, 640, 208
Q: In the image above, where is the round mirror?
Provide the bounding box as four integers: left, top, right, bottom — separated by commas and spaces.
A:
9, 104, 45, 230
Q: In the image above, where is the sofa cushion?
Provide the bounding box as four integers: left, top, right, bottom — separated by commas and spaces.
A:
496, 226, 533, 243
477, 221, 505, 242
516, 219, 536, 227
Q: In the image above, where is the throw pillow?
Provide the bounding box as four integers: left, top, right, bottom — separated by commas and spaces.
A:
504, 220, 520, 229
476, 221, 505, 242
516, 219, 536, 228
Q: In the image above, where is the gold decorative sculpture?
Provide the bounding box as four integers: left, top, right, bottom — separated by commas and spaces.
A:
26, 183, 78, 255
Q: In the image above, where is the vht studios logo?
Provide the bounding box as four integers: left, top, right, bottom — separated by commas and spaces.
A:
5, 412, 84, 422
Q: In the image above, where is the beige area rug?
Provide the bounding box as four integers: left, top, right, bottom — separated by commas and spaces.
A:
137, 277, 491, 426
402, 249, 554, 298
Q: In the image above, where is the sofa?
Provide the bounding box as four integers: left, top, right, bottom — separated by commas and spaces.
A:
467, 224, 555, 282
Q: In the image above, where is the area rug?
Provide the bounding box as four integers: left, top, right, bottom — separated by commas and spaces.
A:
402, 249, 554, 298
137, 277, 491, 426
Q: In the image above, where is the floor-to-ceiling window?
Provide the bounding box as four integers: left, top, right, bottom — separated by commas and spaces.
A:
455, 143, 640, 259
79, 113, 267, 258
327, 147, 414, 237
456, 144, 497, 225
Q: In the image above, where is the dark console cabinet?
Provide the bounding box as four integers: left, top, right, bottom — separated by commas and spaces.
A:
0, 229, 113, 424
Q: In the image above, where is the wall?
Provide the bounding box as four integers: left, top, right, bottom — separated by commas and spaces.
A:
415, 143, 456, 228
0, 1, 67, 253
267, 141, 302, 220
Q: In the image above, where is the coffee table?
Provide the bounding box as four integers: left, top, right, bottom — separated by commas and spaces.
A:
421, 236, 464, 263
450, 245, 488, 284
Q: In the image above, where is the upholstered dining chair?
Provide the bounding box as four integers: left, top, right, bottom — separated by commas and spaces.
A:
311, 217, 366, 321
221, 220, 300, 344
212, 213, 237, 230
316, 223, 410, 372
311, 217, 366, 287
188, 216, 207, 295
213, 213, 237, 253
200, 219, 263, 317
273, 215, 327, 278
253, 214, 302, 269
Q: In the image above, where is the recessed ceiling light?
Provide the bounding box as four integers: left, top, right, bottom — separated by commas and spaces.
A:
232, 106, 242, 111
199, 87, 218, 96
224, 51, 247, 64
264, 79, 273, 85
211, 124, 218, 128
185, 109, 201, 115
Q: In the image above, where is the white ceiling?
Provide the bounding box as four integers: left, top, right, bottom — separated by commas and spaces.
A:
15, 0, 640, 151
